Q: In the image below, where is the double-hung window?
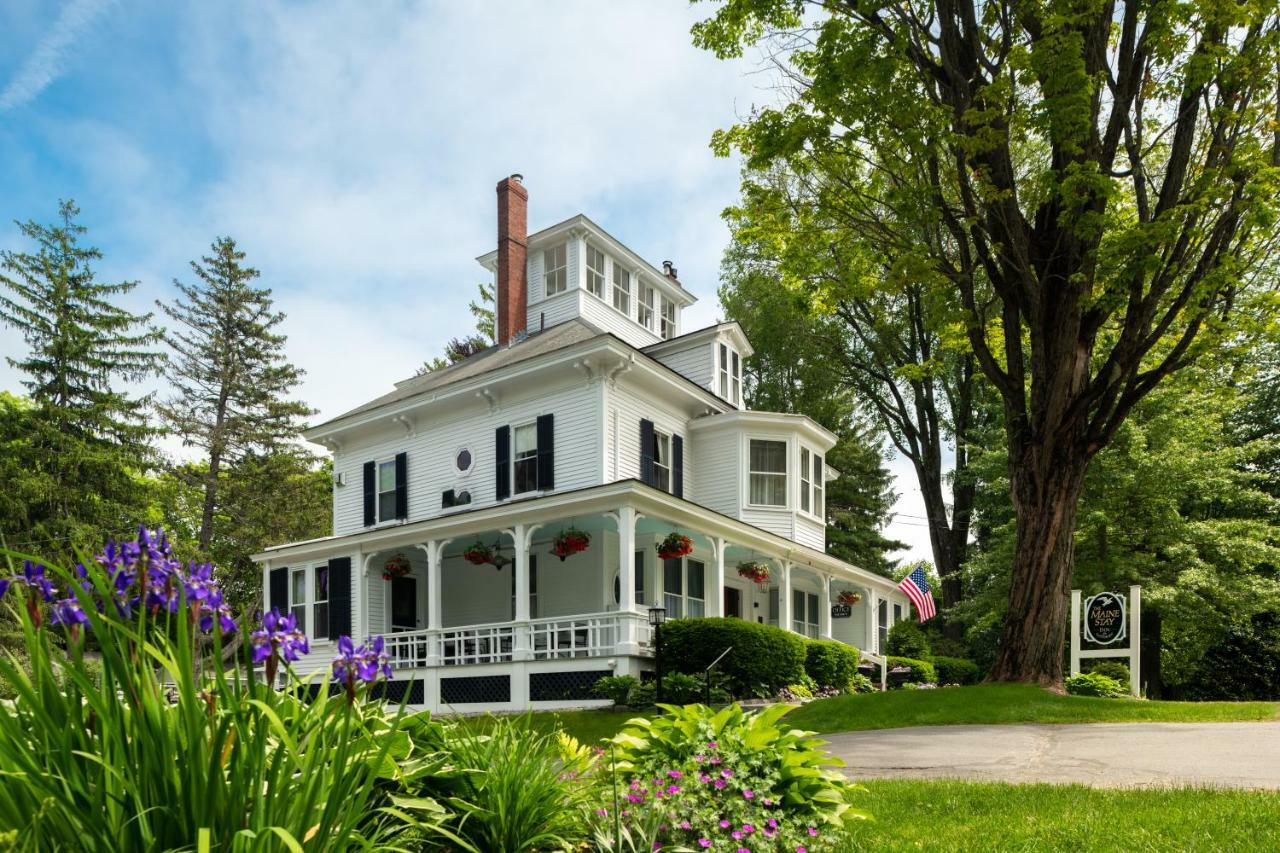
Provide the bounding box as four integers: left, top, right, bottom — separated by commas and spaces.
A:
660, 296, 676, 339
800, 448, 825, 517
290, 568, 307, 634
513, 422, 538, 494
543, 244, 568, 296
638, 283, 655, 330
651, 430, 671, 492
313, 564, 330, 639
731, 351, 741, 404
612, 266, 631, 315
812, 452, 824, 517
748, 439, 787, 506
663, 558, 705, 619
719, 343, 731, 399
792, 589, 819, 637
377, 459, 397, 522
586, 244, 606, 298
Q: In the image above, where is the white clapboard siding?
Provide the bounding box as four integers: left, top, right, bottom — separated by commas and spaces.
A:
688, 428, 739, 516
650, 340, 714, 392
607, 380, 694, 496
332, 377, 604, 536
793, 514, 826, 551
739, 506, 795, 541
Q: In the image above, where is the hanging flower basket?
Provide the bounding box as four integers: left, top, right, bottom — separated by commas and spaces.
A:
382, 553, 412, 582
737, 561, 771, 585
837, 589, 862, 606
656, 532, 694, 561
551, 527, 591, 561
462, 541, 496, 566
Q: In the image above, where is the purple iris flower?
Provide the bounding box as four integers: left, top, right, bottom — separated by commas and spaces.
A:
199, 589, 237, 634
20, 561, 56, 601
49, 597, 88, 627
331, 634, 393, 700
251, 608, 308, 662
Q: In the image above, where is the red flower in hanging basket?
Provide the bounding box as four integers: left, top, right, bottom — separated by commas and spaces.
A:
551, 528, 591, 561
462, 542, 496, 566
656, 532, 694, 560
737, 561, 771, 585
382, 553, 412, 582
837, 589, 862, 606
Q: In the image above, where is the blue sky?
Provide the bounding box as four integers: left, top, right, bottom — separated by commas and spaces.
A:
0, 0, 935, 563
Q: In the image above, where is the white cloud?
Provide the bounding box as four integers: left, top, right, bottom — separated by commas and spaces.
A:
0, 0, 113, 111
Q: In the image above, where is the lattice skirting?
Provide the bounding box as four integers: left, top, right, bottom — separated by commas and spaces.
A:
440, 674, 511, 704
529, 669, 612, 702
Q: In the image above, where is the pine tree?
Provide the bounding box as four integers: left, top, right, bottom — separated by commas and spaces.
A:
0, 200, 162, 551
156, 237, 312, 551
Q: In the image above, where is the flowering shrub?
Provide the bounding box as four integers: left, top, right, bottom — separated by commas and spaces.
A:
592, 703, 864, 850
551, 527, 591, 560
736, 561, 771, 584
656, 532, 694, 560
0, 527, 441, 850
382, 552, 412, 581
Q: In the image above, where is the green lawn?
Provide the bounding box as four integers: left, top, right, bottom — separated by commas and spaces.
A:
786, 683, 1280, 733
843, 780, 1280, 851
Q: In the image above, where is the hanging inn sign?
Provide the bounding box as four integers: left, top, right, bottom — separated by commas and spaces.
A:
1070, 585, 1141, 696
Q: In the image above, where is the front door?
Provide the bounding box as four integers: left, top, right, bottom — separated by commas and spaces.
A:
724, 587, 742, 619
391, 576, 418, 631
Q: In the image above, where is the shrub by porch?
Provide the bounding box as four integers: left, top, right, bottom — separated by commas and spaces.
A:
660, 617, 806, 697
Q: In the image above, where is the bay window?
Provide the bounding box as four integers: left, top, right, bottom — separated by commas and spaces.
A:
543, 243, 568, 296
586, 244, 605, 298
748, 439, 787, 506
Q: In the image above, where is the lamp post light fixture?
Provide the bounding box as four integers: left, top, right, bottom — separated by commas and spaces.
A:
648, 604, 667, 703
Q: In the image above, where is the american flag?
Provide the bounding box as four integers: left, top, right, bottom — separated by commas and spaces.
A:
897, 566, 936, 622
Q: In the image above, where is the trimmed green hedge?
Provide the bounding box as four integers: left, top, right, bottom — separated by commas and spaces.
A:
886, 620, 932, 659
886, 655, 937, 684
805, 639, 861, 690
930, 656, 980, 685
660, 618, 806, 698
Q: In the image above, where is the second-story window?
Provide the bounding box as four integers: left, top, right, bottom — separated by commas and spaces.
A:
732, 350, 741, 404
749, 439, 787, 506
800, 447, 825, 517
377, 460, 397, 521
543, 243, 568, 296
719, 343, 731, 399
514, 422, 539, 493
612, 266, 631, 315
586, 245, 606, 298
660, 296, 676, 339
638, 282, 655, 330
812, 452, 825, 517
651, 429, 671, 492
801, 448, 812, 514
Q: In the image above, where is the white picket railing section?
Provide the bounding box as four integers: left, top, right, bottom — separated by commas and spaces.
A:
382, 611, 653, 670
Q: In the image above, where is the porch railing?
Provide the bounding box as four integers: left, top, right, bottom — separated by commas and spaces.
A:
382, 611, 653, 669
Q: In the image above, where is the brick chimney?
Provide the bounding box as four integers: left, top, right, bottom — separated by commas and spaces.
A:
495, 174, 528, 345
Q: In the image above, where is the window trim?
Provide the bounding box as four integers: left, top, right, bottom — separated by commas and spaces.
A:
289, 564, 335, 643
454, 445, 474, 478
651, 429, 672, 493
512, 420, 539, 495
745, 435, 789, 509
289, 567, 307, 637
585, 243, 606, 299
375, 458, 398, 523
543, 243, 568, 296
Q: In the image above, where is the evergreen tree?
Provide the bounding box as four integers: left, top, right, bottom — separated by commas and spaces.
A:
0, 201, 161, 553
156, 237, 312, 552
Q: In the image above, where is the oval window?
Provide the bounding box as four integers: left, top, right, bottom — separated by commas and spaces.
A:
455, 448, 473, 474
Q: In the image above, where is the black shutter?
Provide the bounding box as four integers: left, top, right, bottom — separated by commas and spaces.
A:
394, 452, 408, 519
495, 425, 511, 500
269, 567, 288, 613
327, 557, 352, 641
672, 434, 684, 498
362, 461, 376, 526
536, 413, 555, 490
639, 419, 655, 486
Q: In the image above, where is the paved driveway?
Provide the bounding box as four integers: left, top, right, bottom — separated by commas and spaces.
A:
825, 722, 1280, 789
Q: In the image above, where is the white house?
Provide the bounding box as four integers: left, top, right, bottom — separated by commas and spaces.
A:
254, 175, 909, 711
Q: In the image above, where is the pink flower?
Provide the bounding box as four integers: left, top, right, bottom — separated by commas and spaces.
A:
698, 841, 711, 849
700, 773, 712, 782
720, 820, 731, 829
708, 741, 718, 748
668, 770, 683, 779
808, 827, 818, 836
743, 789, 755, 799
797, 848, 807, 853
721, 769, 734, 778
714, 779, 727, 789
733, 831, 743, 840
742, 824, 755, 833
680, 821, 692, 830
652, 844, 661, 851
596, 808, 608, 817
767, 819, 778, 829
667, 785, 682, 795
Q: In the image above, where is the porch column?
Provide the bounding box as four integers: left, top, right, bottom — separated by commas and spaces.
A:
778, 560, 793, 633
508, 523, 542, 660
818, 572, 832, 639
610, 507, 641, 656
865, 590, 878, 653
706, 537, 726, 618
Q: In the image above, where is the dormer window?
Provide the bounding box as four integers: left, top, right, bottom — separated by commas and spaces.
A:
719, 343, 743, 405
543, 243, 568, 296
638, 282, 655, 330
660, 296, 676, 339
612, 266, 631, 315
586, 244, 606, 298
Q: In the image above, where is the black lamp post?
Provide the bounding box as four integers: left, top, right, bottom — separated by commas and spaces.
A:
648, 604, 667, 703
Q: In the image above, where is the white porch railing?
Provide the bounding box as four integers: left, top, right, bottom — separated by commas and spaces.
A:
382, 611, 653, 670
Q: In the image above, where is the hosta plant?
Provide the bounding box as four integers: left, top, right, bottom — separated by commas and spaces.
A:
593, 703, 865, 851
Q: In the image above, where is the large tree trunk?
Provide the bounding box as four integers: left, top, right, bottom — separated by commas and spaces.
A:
987, 450, 1090, 687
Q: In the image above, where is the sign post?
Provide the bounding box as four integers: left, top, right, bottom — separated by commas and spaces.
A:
1069, 584, 1141, 696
